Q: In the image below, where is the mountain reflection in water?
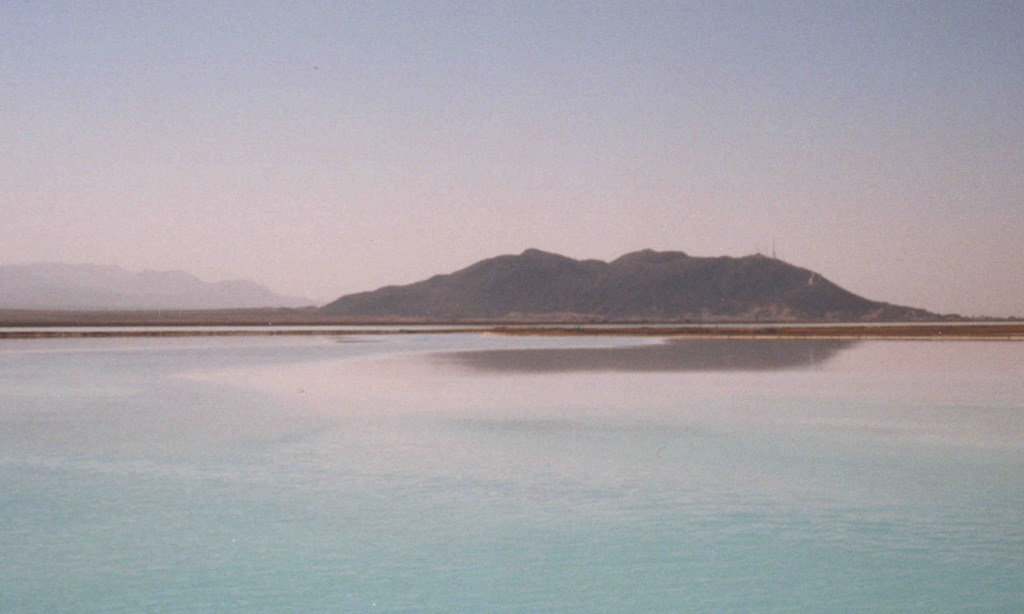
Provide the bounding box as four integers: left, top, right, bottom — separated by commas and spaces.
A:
443, 338, 857, 373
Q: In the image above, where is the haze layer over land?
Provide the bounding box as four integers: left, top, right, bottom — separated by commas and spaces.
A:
2, 3, 1022, 317
0, 263, 309, 310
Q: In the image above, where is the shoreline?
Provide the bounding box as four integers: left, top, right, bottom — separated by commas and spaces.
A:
1, 322, 1022, 340
491, 323, 1024, 340
1, 308, 1021, 340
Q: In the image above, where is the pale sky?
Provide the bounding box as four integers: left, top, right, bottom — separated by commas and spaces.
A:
2, 1, 1022, 316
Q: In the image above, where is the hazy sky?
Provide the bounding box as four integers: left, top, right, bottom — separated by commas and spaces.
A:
3, 2, 1022, 316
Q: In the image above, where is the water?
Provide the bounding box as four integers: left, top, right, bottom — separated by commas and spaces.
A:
2, 334, 1022, 612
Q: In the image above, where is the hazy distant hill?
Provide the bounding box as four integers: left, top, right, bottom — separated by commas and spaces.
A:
0, 263, 311, 310
323, 249, 938, 321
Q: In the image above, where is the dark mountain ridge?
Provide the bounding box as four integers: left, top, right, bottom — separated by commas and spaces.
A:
323, 249, 939, 322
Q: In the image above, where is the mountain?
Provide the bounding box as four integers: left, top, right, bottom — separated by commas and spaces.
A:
322, 249, 938, 321
0, 263, 311, 310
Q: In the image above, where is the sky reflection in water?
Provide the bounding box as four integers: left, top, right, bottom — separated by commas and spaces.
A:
2, 335, 1023, 612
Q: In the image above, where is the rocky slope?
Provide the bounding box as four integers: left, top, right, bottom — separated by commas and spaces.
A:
323, 249, 937, 321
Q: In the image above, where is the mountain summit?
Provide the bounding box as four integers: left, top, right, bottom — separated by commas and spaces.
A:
323, 249, 937, 321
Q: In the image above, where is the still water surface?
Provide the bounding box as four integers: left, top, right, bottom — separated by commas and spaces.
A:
2, 334, 1022, 612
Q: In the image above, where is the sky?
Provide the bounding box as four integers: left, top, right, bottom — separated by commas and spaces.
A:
2, 1, 1022, 317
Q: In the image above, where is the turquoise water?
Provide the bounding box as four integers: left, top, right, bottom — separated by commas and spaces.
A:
2, 334, 1023, 612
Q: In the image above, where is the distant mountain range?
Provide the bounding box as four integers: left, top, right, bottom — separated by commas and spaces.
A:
323, 249, 939, 321
0, 263, 311, 311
